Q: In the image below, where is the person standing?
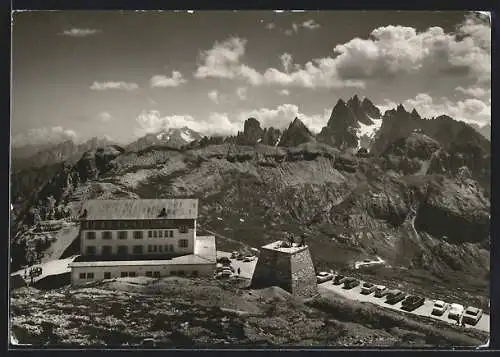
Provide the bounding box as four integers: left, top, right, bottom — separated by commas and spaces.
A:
237, 267, 241, 276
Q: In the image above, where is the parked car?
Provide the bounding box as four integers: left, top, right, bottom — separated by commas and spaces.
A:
217, 256, 231, 266
141, 338, 156, 347
332, 274, 348, 285
448, 303, 465, 321
243, 256, 255, 262
385, 290, 406, 305
462, 306, 483, 325
215, 270, 232, 279
431, 300, 449, 316
236, 254, 244, 261
360, 282, 376, 295
401, 295, 425, 311
343, 277, 360, 289
316, 272, 334, 284
374, 285, 389, 298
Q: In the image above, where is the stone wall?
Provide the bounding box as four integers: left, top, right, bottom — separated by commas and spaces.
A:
251, 244, 318, 298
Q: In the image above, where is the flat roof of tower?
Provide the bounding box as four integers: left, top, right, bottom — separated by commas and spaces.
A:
261, 240, 308, 254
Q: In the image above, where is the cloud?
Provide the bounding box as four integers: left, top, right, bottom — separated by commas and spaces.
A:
236, 87, 248, 100
280, 53, 293, 72
194, 36, 364, 89
134, 110, 237, 137
98, 112, 114, 122
90, 81, 139, 91
150, 71, 187, 87
60, 28, 100, 37
265, 22, 276, 30
12, 126, 77, 147
302, 19, 320, 30
208, 90, 220, 104
194, 37, 263, 85
379, 93, 490, 126
331, 13, 490, 83
455, 86, 491, 100
278, 89, 290, 96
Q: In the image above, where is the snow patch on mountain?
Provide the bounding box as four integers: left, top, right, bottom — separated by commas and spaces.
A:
356, 117, 383, 149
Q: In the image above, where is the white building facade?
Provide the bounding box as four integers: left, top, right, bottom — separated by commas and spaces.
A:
69, 199, 216, 286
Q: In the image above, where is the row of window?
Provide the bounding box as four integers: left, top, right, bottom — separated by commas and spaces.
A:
81, 220, 194, 230
78, 270, 199, 280
84, 239, 189, 255
85, 229, 184, 240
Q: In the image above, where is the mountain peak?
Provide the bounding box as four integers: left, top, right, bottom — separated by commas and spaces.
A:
278, 117, 314, 147
396, 104, 407, 113
410, 108, 421, 119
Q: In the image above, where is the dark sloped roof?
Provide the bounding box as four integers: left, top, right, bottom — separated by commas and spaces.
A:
81, 199, 198, 220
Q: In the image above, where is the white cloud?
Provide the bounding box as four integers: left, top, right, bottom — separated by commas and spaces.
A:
98, 111, 114, 122
134, 110, 238, 137
236, 87, 247, 100
208, 90, 220, 104
302, 19, 320, 30
150, 71, 187, 87
455, 86, 491, 99
278, 89, 290, 96
280, 53, 293, 73
90, 81, 139, 91
265, 23, 276, 30
379, 93, 490, 126
194, 37, 264, 85
332, 14, 490, 83
61, 28, 100, 37
12, 126, 77, 147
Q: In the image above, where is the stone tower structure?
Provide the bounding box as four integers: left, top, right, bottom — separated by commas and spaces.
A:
250, 240, 318, 298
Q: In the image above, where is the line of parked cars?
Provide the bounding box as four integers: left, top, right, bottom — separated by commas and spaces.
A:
230, 251, 256, 262
316, 271, 483, 325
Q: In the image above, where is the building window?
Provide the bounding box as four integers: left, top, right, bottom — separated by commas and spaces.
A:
129, 272, 136, 277
153, 245, 158, 252
79, 273, 86, 279
111, 221, 119, 230
178, 239, 189, 248
118, 231, 128, 240
170, 244, 174, 252
95, 222, 102, 230
153, 271, 160, 278
192, 271, 198, 277
133, 245, 143, 254
86, 246, 96, 255
137, 221, 144, 229
102, 245, 112, 256
121, 272, 128, 278
153, 230, 158, 238
158, 245, 163, 253
159, 230, 163, 238
179, 226, 188, 234
146, 271, 153, 277
86, 232, 96, 240
87, 272, 94, 279
169, 231, 174, 238
102, 231, 112, 240
82, 222, 88, 229
178, 271, 185, 277
148, 231, 152, 238
134, 231, 143, 239
104, 272, 111, 279
170, 271, 177, 276
148, 245, 153, 253
117, 245, 128, 255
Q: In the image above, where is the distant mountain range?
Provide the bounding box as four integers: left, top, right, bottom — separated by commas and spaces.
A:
11, 95, 490, 171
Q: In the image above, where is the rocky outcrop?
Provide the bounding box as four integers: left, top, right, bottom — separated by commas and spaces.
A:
278, 118, 315, 147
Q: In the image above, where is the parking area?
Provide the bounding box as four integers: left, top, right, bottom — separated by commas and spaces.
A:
318, 279, 489, 333
216, 251, 489, 334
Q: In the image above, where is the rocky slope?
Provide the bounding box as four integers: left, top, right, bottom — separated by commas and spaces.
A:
10, 278, 487, 347
12, 136, 115, 171
10, 131, 490, 306
278, 117, 315, 147
469, 123, 491, 141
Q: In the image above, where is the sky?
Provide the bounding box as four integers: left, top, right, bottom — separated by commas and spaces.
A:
11, 10, 491, 146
